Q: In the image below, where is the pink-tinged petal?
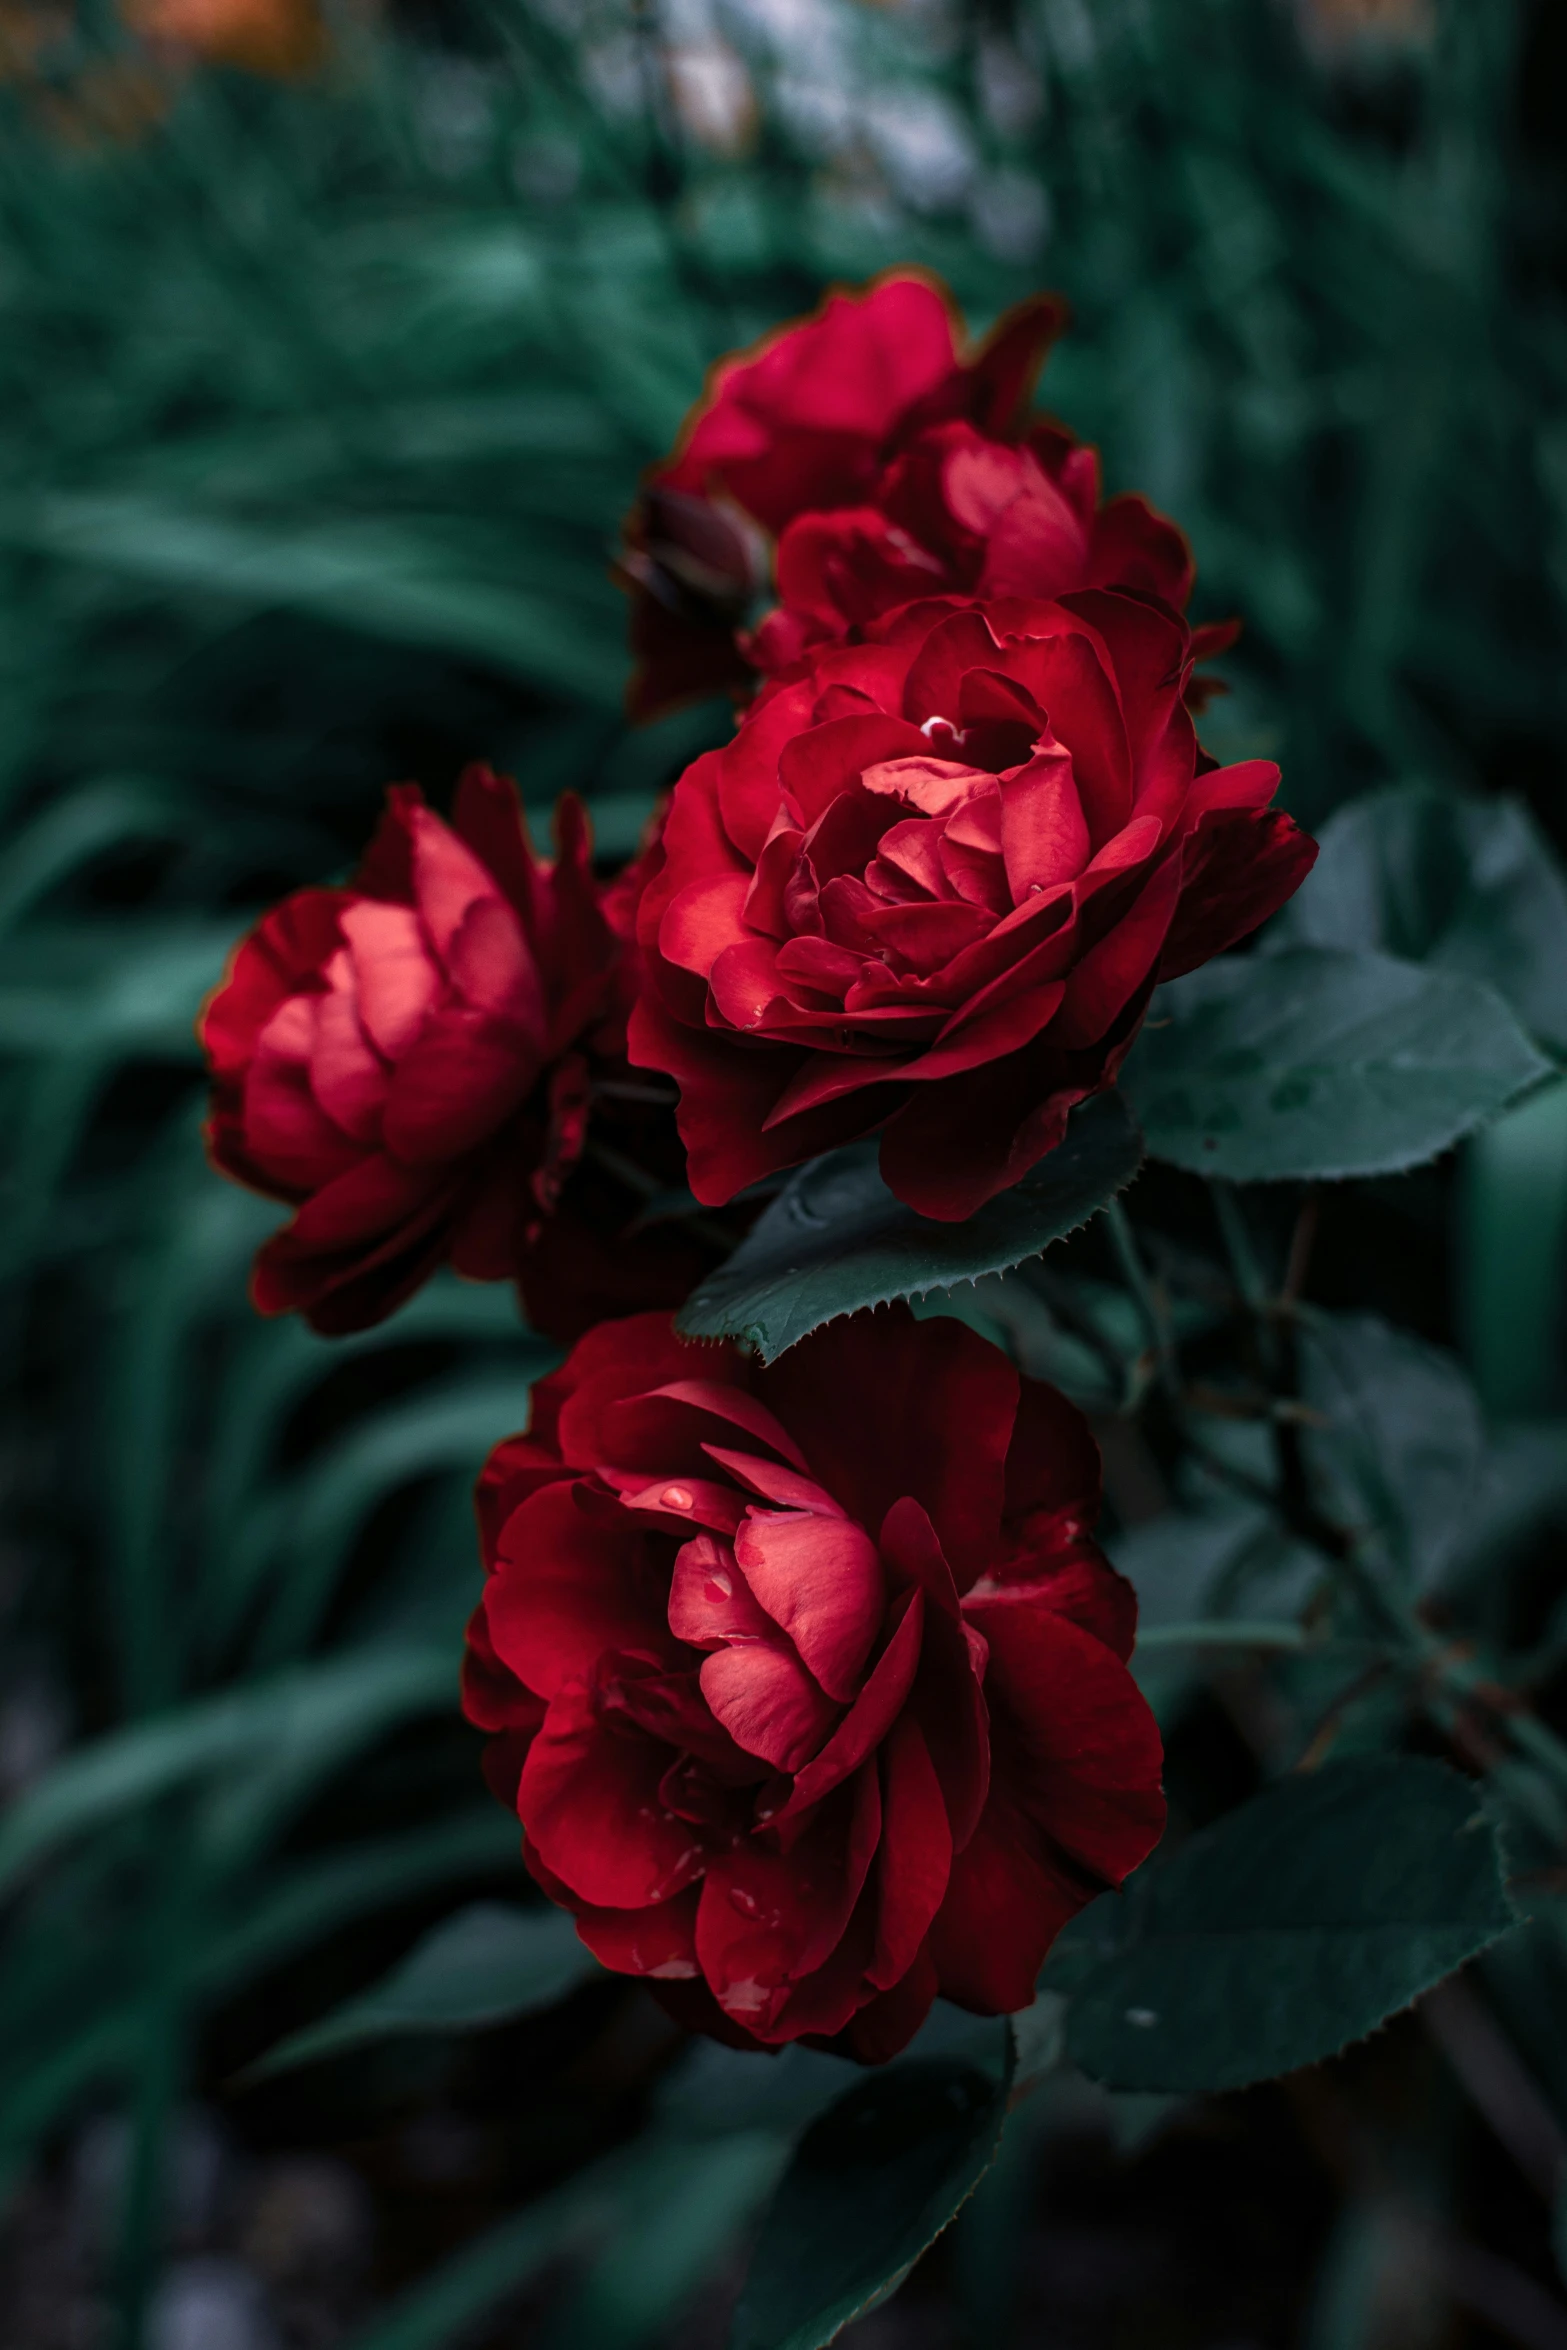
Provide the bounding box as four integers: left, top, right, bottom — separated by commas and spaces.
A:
339, 900, 441, 1061
308, 966, 386, 1143
202, 890, 351, 1081
708, 939, 792, 1032
486, 1480, 677, 1701
443, 896, 546, 1040
870, 1714, 952, 1989
858, 755, 990, 818
780, 1587, 924, 1818
669, 1532, 777, 1651
699, 1445, 846, 1517
734, 1511, 886, 1703
520, 1679, 707, 1909
999, 735, 1091, 898
699, 1641, 841, 1773
1050, 851, 1182, 1051
246, 1001, 366, 1190
380, 1008, 541, 1164
607, 1474, 749, 1537
407, 802, 506, 968
764, 1310, 1016, 1584
659, 872, 755, 982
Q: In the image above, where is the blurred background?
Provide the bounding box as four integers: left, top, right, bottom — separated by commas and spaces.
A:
2, 0, 1567, 2343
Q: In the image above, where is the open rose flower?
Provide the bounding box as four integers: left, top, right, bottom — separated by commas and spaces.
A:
629, 590, 1317, 1220
463, 1305, 1164, 2061
201, 766, 705, 1340
622, 271, 1196, 719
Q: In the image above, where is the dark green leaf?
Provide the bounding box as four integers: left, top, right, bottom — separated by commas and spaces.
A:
1044, 1758, 1512, 2093
730, 2048, 1015, 2350
1298, 1313, 1484, 1591
1270, 783, 1567, 1056
247, 1903, 600, 2078
1122, 948, 1548, 1181
678, 1093, 1142, 1363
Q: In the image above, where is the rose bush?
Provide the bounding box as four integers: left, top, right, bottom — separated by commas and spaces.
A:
201, 764, 700, 1339
630, 589, 1317, 1219
463, 1304, 1164, 2060
622, 271, 1197, 718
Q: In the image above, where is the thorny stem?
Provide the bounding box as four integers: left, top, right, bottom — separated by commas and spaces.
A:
1106, 1183, 1567, 1834
1179, 1178, 1567, 1836
1105, 1199, 1180, 1403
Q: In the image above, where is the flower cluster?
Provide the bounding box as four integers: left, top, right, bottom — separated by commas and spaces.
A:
201, 271, 1317, 2058
463, 1307, 1164, 2059
620, 272, 1204, 720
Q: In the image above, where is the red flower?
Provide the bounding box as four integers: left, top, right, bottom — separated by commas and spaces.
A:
201, 766, 690, 1339
463, 1306, 1164, 2061
621, 272, 1195, 720
629, 591, 1317, 1220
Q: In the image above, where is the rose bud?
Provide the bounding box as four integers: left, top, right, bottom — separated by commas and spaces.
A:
201, 765, 695, 1339
621, 271, 1199, 720
628, 590, 1317, 1221
463, 1305, 1164, 2061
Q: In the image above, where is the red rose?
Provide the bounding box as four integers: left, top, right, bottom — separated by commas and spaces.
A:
201, 765, 683, 1338
622, 272, 1193, 720
463, 1305, 1164, 2061
747, 416, 1195, 679
629, 591, 1317, 1220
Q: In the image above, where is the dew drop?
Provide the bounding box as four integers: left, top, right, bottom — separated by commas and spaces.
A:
661, 1484, 695, 1511
728, 1885, 763, 1918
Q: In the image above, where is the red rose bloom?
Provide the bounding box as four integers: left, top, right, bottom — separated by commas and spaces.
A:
629, 590, 1317, 1220
622, 271, 1194, 720
201, 765, 683, 1339
462, 1306, 1164, 2061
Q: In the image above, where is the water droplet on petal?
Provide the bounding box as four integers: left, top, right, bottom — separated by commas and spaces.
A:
661, 1485, 695, 1511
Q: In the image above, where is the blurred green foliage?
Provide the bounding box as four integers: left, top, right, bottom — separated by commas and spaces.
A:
2, 0, 1567, 2342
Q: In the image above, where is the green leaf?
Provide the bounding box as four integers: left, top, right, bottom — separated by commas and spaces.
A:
0, 1646, 454, 1900
1121, 947, 1549, 1181
1298, 1313, 1485, 1591
677, 1093, 1143, 1363
1044, 1757, 1513, 2094
1269, 782, 1567, 1057
730, 2046, 1015, 2350
248, 1903, 600, 2078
